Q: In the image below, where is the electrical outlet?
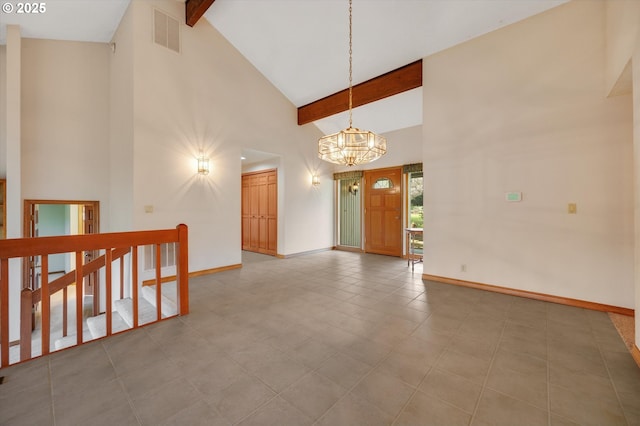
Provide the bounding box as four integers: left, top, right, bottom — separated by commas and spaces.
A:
568, 203, 577, 214
460, 264, 467, 272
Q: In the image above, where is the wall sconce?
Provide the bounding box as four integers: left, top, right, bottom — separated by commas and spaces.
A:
312, 175, 320, 186
197, 154, 209, 175
349, 181, 359, 195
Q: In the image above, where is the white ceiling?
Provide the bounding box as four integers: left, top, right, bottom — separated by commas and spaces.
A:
0, 0, 130, 44
205, 0, 568, 135
0, 0, 568, 136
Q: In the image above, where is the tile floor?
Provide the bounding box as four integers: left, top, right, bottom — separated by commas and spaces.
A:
1, 250, 639, 425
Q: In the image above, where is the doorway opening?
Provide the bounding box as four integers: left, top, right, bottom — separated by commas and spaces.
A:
241, 169, 278, 256
336, 164, 423, 259
23, 200, 100, 312
337, 178, 362, 249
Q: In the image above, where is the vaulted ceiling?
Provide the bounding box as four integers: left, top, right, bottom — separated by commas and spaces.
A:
1, 0, 569, 135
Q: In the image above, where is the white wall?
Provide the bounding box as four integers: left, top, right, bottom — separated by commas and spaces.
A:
606, 0, 640, 359
4, 26, 22, 341
0, 45, 6, 178
21, 39, 111, 228
633, 41, 640, 343
120, 0, 332, 271
605, 0, 640, 95
109, 1, 135, 233
422, 1, 635, 308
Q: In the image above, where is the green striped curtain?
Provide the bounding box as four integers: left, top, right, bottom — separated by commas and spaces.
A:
338, 179, 361, 247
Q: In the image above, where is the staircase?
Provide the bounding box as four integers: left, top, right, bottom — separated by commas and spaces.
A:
54, 283, 178, 350
1, 225, 190, 368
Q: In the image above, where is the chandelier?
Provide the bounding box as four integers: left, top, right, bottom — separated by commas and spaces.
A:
318, 0, 387, 167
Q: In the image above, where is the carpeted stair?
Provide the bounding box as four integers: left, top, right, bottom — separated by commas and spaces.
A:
54, 284, 176, 350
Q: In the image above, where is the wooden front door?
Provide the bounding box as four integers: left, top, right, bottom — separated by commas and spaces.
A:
241, 169, 277, 255
364, 167, 403, 257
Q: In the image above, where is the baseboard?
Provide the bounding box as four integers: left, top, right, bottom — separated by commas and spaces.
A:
335, 246, 365, 253
190, 264, 242, 277
277, 247, 334, 259
142, 264, 242, 286
422, 274, 634, 317
632, 345, 640, 369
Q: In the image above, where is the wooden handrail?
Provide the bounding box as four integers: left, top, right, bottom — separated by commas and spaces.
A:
0, 224, 189, 367
0, 228, 180, 258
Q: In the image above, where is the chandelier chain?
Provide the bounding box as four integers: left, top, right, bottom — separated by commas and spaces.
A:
348, 0, 353, 128
317, 0, 387, 167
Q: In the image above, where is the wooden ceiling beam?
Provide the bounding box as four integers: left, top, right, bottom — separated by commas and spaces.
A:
297, 59, 422, 126
186, 0, 216, 27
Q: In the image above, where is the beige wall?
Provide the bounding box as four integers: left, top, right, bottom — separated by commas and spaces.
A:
21, 39, 111, 215
3, 26, 23, 340
109, 1, 135, 232
632, 24, 640, 348
0, 46, 6, 178
423, 1, 634, 308
606, 0, 640, 354
606, 0, 640, 96
5, 26, 21, 241
118, 0, 333, 270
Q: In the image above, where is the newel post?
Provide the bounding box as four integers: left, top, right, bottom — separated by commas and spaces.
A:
20, 287, 33, 361
176, 224, 189, 315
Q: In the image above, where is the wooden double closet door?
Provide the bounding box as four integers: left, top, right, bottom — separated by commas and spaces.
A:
242, 169, 277, 255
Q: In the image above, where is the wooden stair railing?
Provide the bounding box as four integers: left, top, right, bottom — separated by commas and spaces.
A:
0, 224, 189, 367
20, 247, 131, 359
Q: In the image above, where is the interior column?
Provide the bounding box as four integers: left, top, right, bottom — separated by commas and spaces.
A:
5, 25, 23, 341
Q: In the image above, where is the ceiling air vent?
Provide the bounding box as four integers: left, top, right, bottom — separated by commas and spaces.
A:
154, 9, 180, 53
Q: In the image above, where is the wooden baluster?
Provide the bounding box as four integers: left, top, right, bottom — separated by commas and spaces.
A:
106, 249, 112, 336
177, 224, 189, 315
62, 287, 68, 337
75, 251, 83, 345
132, 247, 138, 328
20, 287, 32, 361
93, 252, 99, 317
1, 258, 9, 366
119, 254, 124, 300
155, 244, 161, 321
41, 255, 50, 355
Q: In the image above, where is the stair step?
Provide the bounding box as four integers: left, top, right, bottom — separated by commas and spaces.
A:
115, 296, 160, 327
54, 335, 78, 351
86, 310, 130, 339
141, 285, 177, 317
53, 296, 164, 350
